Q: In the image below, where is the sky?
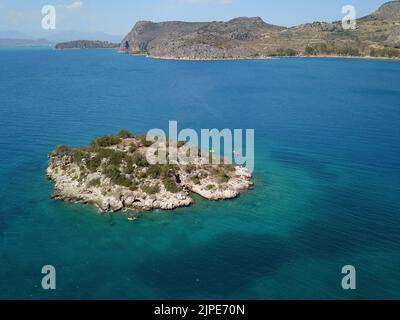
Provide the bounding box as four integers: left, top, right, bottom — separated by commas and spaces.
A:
0, 0, 392, 37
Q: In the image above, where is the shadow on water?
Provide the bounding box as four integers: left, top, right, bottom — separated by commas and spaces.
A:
292, 183, 400, 259
129, 158, 400, 298
271, 150, 337, 180
131, 231, 296, 298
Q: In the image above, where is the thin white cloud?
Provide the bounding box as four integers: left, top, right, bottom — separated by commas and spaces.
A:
58, 2, 83, 10
178, 0, 233, 5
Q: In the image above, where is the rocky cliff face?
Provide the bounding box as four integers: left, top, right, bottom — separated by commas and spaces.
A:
120, 17, 284, 59
120, 1, 400, 59
373, 1, 400, 19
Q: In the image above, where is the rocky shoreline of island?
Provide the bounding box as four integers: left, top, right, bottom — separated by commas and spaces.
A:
47, 130, 253, 213
123, 51, 400, 62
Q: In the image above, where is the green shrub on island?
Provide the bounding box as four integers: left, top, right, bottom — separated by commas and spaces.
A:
71, 148, 88, 163
85, 148, 135, 173
370, 47, 400, 58
128, 142, 138, 153
191, 176, 201, 185
304, 43, 360, 57
86, 156, 102, 172
129, 185, 138, 192
54, 144, 70, 156
185, 163, 195, 173
52, 145, 89, 165
146, 164, 163, 178
336, 46, 360, 56
224, 164, 236, 172
78, 171, 86, 182
55, 133, 154, 176
87, 177, 101, 187
211, 166, 230, 183
102, 163, 133, 187
108, 150, 128, 167
147, 164, 177, 179
112, 175, 133, 188
138, 170, 147, 179
118, 129, 135, 139
276, 48, 298, 56
163, 177, 179, 193
103, 164, 120, 179
54, 145, 90, 164
218, 173, 230, 183
124, 157, 135, 174
132, 151, 149, 167
139, 135, 154, 147
95, 147, 121, 159
91, 135, 121, 148
305, 45, 317, 56
141, 183, 160, 195
206, 184, 215, 190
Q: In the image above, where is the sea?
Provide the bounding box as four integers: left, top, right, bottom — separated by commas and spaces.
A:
0, 48, 399, 299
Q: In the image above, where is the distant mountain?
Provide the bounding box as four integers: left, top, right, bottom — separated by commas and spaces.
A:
120, 1, 400, 59
55, 40, 119, 49
0, 38, 53, 48
0, 30, 123, 48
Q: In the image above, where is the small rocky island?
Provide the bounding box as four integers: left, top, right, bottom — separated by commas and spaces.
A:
47, 130, 253, 212
55, 40, 119, 49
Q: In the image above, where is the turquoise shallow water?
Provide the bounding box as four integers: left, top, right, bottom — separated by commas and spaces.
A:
0, 49, 399, 299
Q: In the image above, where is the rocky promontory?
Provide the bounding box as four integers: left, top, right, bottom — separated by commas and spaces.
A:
119, 1, 400, 60
47, 130, 253, 212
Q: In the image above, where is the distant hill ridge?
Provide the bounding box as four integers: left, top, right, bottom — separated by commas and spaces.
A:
0, 30, 122, 48
0, 38, 53, 48
119, 1, 400, 59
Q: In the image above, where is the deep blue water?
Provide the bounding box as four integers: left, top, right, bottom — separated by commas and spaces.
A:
0, 49, 399, 299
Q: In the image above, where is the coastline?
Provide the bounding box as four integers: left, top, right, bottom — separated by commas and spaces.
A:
142, 54, 274, 61
120, 51, 273, 61
117, 50, 400, 62
291, 54, 400, 61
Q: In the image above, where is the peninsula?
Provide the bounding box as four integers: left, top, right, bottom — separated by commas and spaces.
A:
47, 130, 253, 212
119, 1, 400, 60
